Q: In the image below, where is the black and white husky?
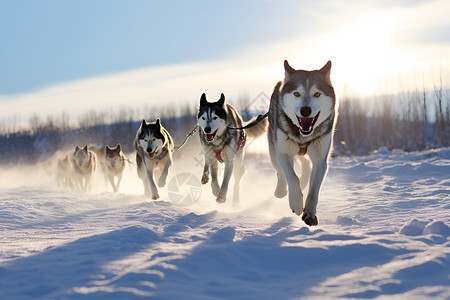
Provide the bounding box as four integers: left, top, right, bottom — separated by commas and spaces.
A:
268, 61, 337, 226
198, 93, 267, 204
135, 119, 174, 199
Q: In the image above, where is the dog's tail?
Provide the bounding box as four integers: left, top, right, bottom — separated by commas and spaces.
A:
244, 113, 269, 138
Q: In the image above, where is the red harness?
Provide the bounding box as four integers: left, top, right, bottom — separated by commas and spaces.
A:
215, 133, 246, 163
269, 120, 307, 156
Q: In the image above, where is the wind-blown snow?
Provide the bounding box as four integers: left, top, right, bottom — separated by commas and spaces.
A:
0, 147, 449, 299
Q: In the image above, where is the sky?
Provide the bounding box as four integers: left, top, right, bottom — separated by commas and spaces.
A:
0, 0, 449, 127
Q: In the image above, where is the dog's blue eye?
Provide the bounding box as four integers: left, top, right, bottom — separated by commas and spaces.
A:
313, 92, 321, 97
293, 92, 301, 97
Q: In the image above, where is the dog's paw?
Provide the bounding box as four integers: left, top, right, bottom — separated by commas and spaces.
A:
216, 193, 227, 204
201, 174, 209, 185
152, 193, 160, 200
302, 213, 318, 226
274, 186, 287, 198
289, 196, 303, 216
157, 179, 166, 188
212, 183, 220, 196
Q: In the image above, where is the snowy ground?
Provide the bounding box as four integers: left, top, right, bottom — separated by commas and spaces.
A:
0, 145, 449, 299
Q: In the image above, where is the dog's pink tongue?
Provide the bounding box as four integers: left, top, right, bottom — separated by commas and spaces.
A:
206, 133, 214, 140
148, 152, 155, 158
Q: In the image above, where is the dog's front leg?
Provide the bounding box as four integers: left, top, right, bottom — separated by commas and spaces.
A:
144, 158, 159, 200
277, 152, 303, 215
216, 160, 234, 204
303, 136, 332, 226
107, 173, 116, 192
209, 158, 220, 196
115, 173, 123, 193
201, 155, 209, 184
158, 157, 172, 187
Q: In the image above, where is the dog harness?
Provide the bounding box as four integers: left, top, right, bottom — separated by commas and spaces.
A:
215, 132, 246, 163
269, 121, 308, 156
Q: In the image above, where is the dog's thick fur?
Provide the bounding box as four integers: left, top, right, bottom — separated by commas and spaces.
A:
96, 144, 126, 193
198, 93, 267, 204
268, 60, 337, 226
135, 119, 174, 199
71, 145, 97, 191
56, 155, 73, 189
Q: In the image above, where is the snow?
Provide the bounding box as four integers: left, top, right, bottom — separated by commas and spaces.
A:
0, 147, 449, 299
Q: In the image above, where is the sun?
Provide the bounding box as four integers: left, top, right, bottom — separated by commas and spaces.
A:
319, 12, 406, 96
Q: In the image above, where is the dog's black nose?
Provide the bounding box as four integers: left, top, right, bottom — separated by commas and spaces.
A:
300, 106, 312, 117
204, 127, 211, 133
147, 147, 153, 153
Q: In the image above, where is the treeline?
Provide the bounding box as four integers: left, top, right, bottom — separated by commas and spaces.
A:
0, 87, 449, 164
335, 86, 449, 155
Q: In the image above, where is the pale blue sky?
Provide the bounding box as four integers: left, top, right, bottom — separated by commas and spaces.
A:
0, 0, 448, 123
0, 0, 320, 94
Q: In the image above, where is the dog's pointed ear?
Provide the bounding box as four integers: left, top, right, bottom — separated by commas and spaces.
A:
284, 60, 295, 80
218, 93, 225, 107
200, 93, 208, 106
106, 145, 112, 151
83, 145, 88, 151
141, 119, 147, 128
318, 60, 332, 80
155, 118, 161, 130
117, 143, 122, 151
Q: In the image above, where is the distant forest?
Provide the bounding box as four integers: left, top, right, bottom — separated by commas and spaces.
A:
0, 86, 449, 165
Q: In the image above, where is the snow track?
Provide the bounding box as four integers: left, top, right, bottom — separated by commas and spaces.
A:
1, 148, 449, 299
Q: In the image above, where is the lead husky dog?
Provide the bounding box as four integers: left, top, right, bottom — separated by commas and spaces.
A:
135, 119, 174, 199
198, 93, 267, 204
97, 144, 126, 193
71, 145, 97, 191
268, 60, 337, 226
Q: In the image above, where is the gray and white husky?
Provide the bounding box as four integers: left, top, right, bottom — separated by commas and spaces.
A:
198, 93, 267, 204
268, 60, 337, 226
56, 155, 73, 189
71, 145, 97, 192
135, 119, 174, 199
97, 144, 126, 193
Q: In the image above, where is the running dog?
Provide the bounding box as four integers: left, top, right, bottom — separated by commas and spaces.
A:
198, 93, 267, 204
135, 119, 174, 199
97, 144, 126, 193
56, 155, 73, 189
71, 145, 97, 191
268, 60, 337, 226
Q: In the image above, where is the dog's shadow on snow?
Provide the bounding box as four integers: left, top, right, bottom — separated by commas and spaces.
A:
0, 226, 160, 298
0, 213, 415, 299
0, 211, 216, 299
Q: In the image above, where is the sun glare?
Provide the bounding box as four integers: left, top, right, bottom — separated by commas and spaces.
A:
321, 13, 406, 96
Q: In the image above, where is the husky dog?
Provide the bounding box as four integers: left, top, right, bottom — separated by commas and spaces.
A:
71, 145, 97, 191
268, 60, 337, 226
198, 93, 267, 204
135, 119, 174, 199
56, 155, 73, 189
97, 144, 126, 193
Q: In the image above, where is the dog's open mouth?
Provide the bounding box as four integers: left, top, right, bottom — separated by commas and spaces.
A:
204, 129, 218, 142
148, 151, 155, 158
297, 112, 320, 136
